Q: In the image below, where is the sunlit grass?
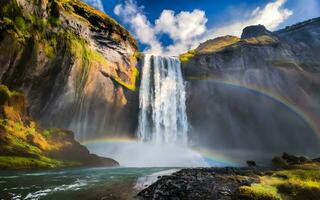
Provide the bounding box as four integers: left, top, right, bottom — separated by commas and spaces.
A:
238, 163, 320, 200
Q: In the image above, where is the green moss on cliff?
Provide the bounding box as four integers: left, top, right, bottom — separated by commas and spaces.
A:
179, 36, 241, 63
197, 36, 240, 54
180, 50, 196, 63
0, 85, 117, 169
134, 51, 142, 61
1, 0, 138, 92
66, 32, 138, 91
44, 35, 58, 58
54, 0, 137, 47
243, 35, 278, 45
0, 0, 36, 42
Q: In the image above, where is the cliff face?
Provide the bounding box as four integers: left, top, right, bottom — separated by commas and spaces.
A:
0, 85, 118, 169
0, 0, 139, 141
182, 18, 320, 156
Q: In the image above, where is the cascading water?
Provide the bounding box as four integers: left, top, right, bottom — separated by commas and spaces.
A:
137, 54, 189, 144
87, 54, 208, 167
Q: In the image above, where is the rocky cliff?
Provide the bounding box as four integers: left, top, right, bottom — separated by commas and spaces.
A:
0, 0, 140, 141
0, 85, 118, 169
181, 18, 320, 157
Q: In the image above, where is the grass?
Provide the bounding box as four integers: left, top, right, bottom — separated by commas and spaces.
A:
238, 163, 320, 200
179, 35, 278, 64
0, 156, 65, 169
196, 36, 240, 54
239, 184, 282, 200
0, 1, 31, 42
42, 128, 73, 139
55, 0, 137, 47
180, 50, 196, 63
266, 59, 303, 71
67, 32, 138, 91
1, 0, 139, 90
44, 35, 58, 58
243, 35, 278, 45
179, 36, 240, 63
134, 51, 142, 61
0, 86, 81, 169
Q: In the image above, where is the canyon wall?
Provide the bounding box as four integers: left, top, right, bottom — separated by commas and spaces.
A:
0, 0, 140, 141
182, 18, 320, 156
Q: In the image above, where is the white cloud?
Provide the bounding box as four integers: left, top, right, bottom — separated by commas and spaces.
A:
155, 10, 207, 42
83, 0, 105, 12
114, 0, 293, 56
154, 9, 207, 55
204, 0, 293, 40
114, 0, 163, 54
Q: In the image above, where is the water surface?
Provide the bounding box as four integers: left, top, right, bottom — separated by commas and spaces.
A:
0, 167, 175, 200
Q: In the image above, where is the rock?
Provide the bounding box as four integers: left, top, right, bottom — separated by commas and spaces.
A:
241, 24, 272, 39
0, 0, 140, 141
181, 17, 320, 155
0, 85, 119, 169
272, 156, 288, 168
312, 158, 320, 162
137, 167, 260, 200
282, 152, 310, 165
246, 160, 257, 167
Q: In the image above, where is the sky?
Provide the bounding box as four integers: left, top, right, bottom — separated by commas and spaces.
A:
83, 0, 320, 55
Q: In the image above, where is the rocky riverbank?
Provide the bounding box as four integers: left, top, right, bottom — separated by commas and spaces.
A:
137, 154, 320, 200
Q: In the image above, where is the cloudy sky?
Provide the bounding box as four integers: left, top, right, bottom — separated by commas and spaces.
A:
83, 0, 320, 55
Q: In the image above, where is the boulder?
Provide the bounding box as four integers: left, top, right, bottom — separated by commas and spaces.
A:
241, 24, 272, 39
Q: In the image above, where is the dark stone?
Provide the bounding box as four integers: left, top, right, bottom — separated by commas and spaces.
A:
182, 17, 320, 156
312, 158, 320, 162
241, 24, 272, 39
137, 167, 260, 200
246, 160, 256, 167
272, 156, 288, 168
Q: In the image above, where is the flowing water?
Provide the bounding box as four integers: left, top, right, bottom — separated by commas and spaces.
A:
85, 55, 210, 167
137, 54, 188, 144
0, 55, 215, 199
0, 167, 177, 200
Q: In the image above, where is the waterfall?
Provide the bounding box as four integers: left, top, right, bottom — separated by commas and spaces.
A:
137, 54, 188, 144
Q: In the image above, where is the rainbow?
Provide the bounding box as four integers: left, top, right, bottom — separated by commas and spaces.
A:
188, 77, 320, 138
81, 78, 320, 166
82, 137, 239, 166
191, 147, 240, 166
82, 136, 137, 145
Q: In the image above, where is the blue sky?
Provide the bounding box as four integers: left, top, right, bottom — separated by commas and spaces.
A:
84, 0, 320, 55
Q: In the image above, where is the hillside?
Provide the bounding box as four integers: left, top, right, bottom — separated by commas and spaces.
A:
0, 0, 140, 141
0, 85, 118, 169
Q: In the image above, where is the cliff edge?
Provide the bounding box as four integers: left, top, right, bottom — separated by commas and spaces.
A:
0, 0, 140, 141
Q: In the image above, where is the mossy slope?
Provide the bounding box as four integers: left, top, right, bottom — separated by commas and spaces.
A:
0, 0, 140, 139
237, 155, 320, 200
0, 85, 119, 169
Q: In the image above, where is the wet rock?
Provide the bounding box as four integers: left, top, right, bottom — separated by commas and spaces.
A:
137, 167, 261, 200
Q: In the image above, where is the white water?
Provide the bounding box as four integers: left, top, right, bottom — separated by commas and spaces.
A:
137, 54, 188, 144
87, 54, 209, 167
